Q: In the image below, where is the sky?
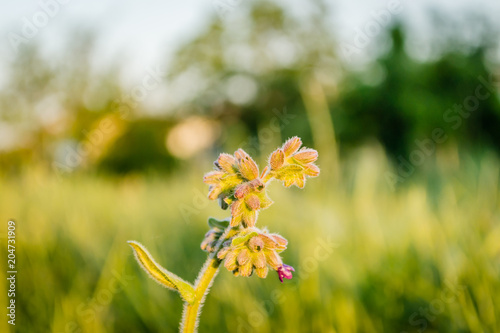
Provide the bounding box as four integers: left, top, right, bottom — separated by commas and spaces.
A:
0, 0, 499, 85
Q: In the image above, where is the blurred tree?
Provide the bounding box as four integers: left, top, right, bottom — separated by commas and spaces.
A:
1, 1, 499, 175
334, 24, 500, 158
163, 0, 339, 154
0, 32, 123, 173
97, 119, 177, 174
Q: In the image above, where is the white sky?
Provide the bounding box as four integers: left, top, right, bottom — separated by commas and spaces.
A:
0, 0, 499, 85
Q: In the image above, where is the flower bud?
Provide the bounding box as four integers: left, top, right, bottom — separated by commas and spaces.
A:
230, 200, 257, 228
230, 187, 271, 228
248, 236, 265, 252
217, 153, 237, 173
270, 234, 288, 251
269, 149, 285, 170
293, 148, 318, 164
303, 164, 320, 177
277, 264, 295, 282
224, 251, 238, 271
234, 182, 251, 199
201, 228, 223, 253
238, 155, 259, 180
239, 261, 253, 277
234, 148, 250, 160
282, 136, 302, 156
245, 193, 261, 211
237, 249, 251, 265
253, 252, 266, 268
208, 185, 223, 200
265, 250, 282, 270
231, 200, 244, 225
203, 171, 224, 185
255, 266, 269, 278
248, 178, 264, 192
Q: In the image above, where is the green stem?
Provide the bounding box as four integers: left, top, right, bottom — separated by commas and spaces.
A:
181, 227, 236, 333
181, 257, 221, 333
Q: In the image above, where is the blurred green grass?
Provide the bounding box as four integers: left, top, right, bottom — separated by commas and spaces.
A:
1, 147, 500, 333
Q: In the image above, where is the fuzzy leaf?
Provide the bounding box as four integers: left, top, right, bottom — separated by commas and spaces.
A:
127, 241, 195, 304
231, 231, 259, 246
219, 174, 245, 193
208, 217, 230, 229
256, 191, 273, 209
274, 164, 305, 186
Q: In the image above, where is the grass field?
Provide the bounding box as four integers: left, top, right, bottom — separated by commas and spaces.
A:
1, 146, 499, 333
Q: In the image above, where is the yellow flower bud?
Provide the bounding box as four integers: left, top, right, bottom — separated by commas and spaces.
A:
245, 193, 261, 211
282, 136, 302, 156
216, 153, 237, 173
238, 155, 259, 180
269, 148, 285, 170
293, 148, 318, 164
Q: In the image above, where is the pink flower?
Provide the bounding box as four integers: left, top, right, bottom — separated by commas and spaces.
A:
277, 264, 295, 282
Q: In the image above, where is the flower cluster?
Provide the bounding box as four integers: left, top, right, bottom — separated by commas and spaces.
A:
203, 137, 319, 282
204, 149, 273, 228
217, 229, 287, 278
269, 136, 320, 188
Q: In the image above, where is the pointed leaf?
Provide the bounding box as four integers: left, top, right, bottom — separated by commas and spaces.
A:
127, 241, 195, 304
208, 217, 230, 229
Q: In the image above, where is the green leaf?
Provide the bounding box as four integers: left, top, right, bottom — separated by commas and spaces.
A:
208, 217, 230, 230
127, 241, 195, 304
231, 231, 258, 247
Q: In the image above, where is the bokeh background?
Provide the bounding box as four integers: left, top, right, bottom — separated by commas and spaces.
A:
1, 0, 500, 332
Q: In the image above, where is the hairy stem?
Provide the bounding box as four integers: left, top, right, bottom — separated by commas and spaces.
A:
181, 227, 236, 333
181, 257, 220, 333
261, 170, 274, 184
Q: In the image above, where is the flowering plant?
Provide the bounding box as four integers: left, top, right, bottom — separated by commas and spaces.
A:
128, 137, 319, 332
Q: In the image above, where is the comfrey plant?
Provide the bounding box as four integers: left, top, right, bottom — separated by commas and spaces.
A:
128, 136, 319, 332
